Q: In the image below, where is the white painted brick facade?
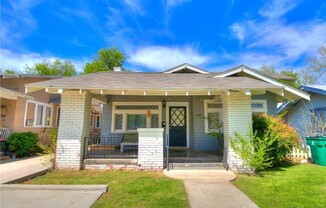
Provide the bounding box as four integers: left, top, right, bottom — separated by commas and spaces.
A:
56, 91, 92, 170
222, 92, 252, 172
137, 128, 164, 170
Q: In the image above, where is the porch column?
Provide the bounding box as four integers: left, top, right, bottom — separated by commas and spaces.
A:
56, 91, 92, 170
222, 92, 252, 172
137, 128, 164, 170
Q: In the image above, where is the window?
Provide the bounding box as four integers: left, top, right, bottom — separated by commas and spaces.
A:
24, 100, 52, 127
95, 115, 101, 128
204, 100, 223, 133
112, 102, 161, 132
127, 114, 146, 130
251, 100, 267, 113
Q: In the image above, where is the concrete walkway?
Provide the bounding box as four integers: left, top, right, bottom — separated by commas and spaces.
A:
0, 156, 108, 208
164, 169, 258, 208
0, 155, 50, 184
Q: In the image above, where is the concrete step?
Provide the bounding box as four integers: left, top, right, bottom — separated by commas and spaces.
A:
83, 158, 138, 165
168, 162, 225, 170
168, 157, 222, 163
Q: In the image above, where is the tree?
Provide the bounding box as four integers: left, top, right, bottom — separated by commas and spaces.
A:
83, 48, 125, 74
25, 59, 77, 77
0, 69, 17, 74
301, 45, 326, 85
259, 65, 301, 88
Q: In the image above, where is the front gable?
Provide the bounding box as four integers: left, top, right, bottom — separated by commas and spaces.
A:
162, 63, 210, 74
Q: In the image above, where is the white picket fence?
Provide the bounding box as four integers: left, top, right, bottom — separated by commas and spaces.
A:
288, 146, 311, 158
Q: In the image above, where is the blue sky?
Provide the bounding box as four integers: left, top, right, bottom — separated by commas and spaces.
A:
1, 0, 326, 73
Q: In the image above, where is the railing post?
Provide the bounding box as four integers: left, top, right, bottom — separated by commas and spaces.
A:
166, 134, 169, 171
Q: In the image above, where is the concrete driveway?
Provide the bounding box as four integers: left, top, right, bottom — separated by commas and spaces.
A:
164, 169, 258, 208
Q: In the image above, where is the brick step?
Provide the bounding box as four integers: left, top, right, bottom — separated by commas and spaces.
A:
168, 162, 225, 170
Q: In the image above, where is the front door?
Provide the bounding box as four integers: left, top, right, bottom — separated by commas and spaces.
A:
169, 106, 187, 147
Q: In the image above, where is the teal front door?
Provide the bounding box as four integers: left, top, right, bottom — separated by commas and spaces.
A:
169, 106, 187, 147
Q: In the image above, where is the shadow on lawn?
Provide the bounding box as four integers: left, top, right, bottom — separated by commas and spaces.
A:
254, 162, 297, 177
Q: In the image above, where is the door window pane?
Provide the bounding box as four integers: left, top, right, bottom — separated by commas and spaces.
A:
127, 114, 146, 130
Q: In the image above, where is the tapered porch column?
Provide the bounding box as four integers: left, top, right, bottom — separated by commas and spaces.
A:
222, 92, 252, 171
55, 91, 92, 170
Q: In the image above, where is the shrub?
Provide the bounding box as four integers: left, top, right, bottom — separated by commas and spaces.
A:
38, 128, 58, 169
230, 131, 273, 173
7, 132, 39, 157
253, 114, 299, 166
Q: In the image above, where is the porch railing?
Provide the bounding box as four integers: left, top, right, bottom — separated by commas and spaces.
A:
84, 136, 138, 159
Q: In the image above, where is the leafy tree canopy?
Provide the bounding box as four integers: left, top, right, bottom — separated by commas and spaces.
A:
301, 45, 326, 85
0, 69, 16, 74
83, 48, 125, 74
259, 65, 301, 88
25, 59, 77, 77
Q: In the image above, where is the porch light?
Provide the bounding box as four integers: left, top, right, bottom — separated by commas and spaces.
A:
45, 88, 48, 92
100, 89, 103, 95
143, 91, 147, 96
165, 91, 168, 96
58, 89, 63, 93
245, 89, 251, 95
162, 100, 166, 108
186, 91, 189, 96
122, 90, 125, 95
208, 91, 211, 95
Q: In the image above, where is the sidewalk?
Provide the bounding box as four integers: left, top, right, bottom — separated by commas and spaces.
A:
0, 155, 50, 184
164, 169, 258, 208
0, 156, 108, 208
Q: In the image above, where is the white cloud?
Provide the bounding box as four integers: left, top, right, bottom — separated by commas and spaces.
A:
1, 0, 41, 48
0, 49, 87, 73
124, 0, 145, 15
229, 0, 326, 67
259, 0, 298, 19
164, 0, 192, 27
127, 45, 211, 71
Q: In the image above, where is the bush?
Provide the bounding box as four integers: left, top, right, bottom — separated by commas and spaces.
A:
253, 114, 299, 166
7, 132, 39, 157
230, 131, 273, 173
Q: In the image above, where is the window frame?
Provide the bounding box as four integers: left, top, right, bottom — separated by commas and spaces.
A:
204, 99, 223, 133
24, 100, 52, 128
111, 102, 162, 133
95, 114, 101, 129
251, 100, 267, 113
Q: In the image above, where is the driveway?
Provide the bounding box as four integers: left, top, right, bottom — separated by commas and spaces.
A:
164, 169, 258, 208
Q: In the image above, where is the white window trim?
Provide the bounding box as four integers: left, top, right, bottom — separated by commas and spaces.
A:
95, 114, 101, 129
24, 100, 52, 128
204, 99, 223, 133
251, 100, 267, 113
111, 102, 162, 133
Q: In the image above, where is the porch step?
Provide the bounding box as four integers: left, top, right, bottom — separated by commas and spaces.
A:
84, 158, 138, 166
168, 162, 225, 170
168, 156, 222, 163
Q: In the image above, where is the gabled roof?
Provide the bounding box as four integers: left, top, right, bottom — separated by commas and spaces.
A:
25, 72, 282, 96
214, 65, 310, 101
162, 63, 210, 74
0, 74, 61, 79
300, 85, 326, 96
0, 87, 34, 100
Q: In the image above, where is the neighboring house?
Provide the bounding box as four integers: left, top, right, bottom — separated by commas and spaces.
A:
0, 74, 61, 142
278, 85, 326, 139
25, 63, 310, 171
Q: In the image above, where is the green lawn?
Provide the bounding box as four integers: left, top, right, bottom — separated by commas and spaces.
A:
233, 164, 326, 208
24, 170, 189, 208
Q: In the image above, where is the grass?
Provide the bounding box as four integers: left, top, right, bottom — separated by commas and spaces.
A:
24, 170, 189, 208
233, 164, 326, 208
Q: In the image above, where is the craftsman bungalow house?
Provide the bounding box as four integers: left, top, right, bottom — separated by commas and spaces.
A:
25, 63, 310, 171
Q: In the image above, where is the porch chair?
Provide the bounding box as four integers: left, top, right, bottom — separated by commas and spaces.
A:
120, 133, 138, 152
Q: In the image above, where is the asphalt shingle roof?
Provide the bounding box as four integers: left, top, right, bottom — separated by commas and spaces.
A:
25, 72, 282, 90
